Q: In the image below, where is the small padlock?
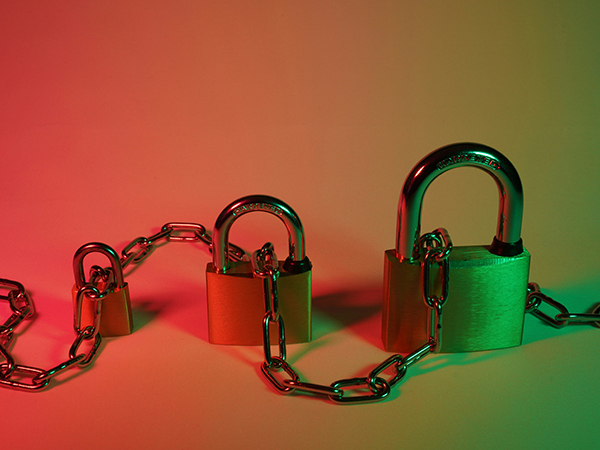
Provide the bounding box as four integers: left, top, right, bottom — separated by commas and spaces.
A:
206, 195, 312, 345
382, 143, 531, 353
72, 242, 133, 337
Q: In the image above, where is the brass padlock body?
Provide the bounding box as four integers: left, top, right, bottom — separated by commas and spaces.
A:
383, 245, 530, 353
206, 260, 311, 345
72, 281, 133, 337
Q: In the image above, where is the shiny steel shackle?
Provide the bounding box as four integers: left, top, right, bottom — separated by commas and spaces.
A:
212, 195, 310, 274
73, 242, 126, 289
396, 142, 524, 262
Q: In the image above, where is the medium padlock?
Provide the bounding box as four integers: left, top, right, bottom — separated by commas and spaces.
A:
72, 242, 133, 336
382, 143, 531, 353
206, 195, 312, 345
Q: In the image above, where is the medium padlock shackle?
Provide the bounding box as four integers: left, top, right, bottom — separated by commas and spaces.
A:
212, 195, 310, 274
73, 242, 126, 289
396, 142, 524, 261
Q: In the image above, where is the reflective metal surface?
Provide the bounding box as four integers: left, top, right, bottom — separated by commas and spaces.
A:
212, 194, 307, 273
396, 142, 524, 261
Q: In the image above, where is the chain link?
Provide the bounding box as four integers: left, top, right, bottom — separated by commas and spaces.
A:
252, 243, 280, 322
420, 229, 451, 310
254, 230, 451, 404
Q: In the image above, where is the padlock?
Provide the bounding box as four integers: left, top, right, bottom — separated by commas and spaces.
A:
382, 143, 530, 353
206, 195, 312, 345
72, 242, 133, 337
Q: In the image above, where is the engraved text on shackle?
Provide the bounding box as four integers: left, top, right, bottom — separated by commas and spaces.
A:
232, 203, 283, 217
436, 153, 501, 171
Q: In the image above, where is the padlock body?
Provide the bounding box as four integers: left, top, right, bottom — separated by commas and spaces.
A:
206, 260, 311, 345
382, 245, 530, 353
72, 282, 134, 337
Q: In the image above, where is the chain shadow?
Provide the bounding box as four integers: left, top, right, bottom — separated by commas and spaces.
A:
129, 283, 387, 346
311, 285, 384, 348
128, 280, 209, 341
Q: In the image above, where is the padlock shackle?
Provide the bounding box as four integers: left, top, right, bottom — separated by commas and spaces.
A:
73, 242, 126, 289
212, 195, 307, 273
396, 143, 524, 261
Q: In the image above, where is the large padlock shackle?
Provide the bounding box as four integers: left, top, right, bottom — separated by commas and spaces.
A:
73, 242, 126, 289
396, 142, 524, 261
212, 195, 310, 274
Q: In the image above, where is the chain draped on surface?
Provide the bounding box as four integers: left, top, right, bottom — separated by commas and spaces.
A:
254, 230, 600, 404
254, 229, 453, 403
1, 225, 599, 396
0, 223, 245, 391
526, 282, 600, 328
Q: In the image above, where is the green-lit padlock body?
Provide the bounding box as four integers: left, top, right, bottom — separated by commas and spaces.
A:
206, 260, 311, 345
383, 246, 530, 353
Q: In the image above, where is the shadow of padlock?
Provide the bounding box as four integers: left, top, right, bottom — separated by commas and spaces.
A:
72, 242, 133, 337
383, 143, 531, 353
206, 195, 312, 345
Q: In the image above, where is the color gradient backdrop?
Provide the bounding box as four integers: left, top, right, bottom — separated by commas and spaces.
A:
1, 1, 599, 449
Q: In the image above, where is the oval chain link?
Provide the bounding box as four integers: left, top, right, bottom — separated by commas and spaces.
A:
420, 228, 452, 309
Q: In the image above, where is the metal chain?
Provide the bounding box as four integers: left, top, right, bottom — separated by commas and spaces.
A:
254, 229, 452, 404
254, 232, 600, 403
0, 222, 247, 391
0, 278, 104, 390
3, 220, 599, 395
526, 282, 600, 328
120, 222, 246, 270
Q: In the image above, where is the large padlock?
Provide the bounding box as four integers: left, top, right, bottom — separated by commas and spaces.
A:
206, 195, 312, 345
382, 143, 531, 353
72, 242, 133, 336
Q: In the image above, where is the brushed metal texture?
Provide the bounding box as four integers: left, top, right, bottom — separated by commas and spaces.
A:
72, 282, 134, 337
206, 260, 311, 345
383, 246, 530, 353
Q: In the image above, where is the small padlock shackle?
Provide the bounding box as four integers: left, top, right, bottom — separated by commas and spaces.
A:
212, 195, 310, 274
396, 143, 524, 261
73, 242, 126, 289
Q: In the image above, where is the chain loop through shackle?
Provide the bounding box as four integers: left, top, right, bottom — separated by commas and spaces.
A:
252, 244, 288, 374
420, 229, 451, 308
